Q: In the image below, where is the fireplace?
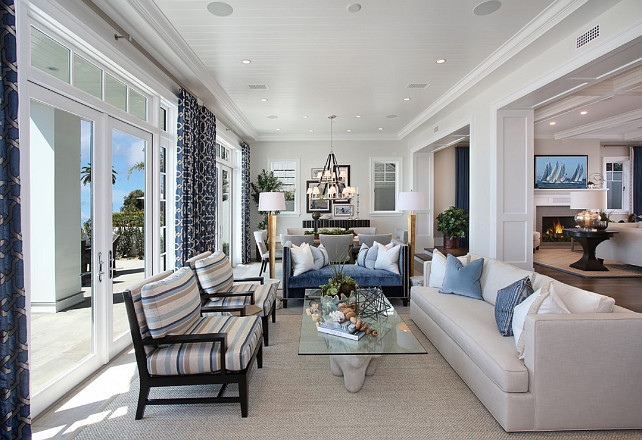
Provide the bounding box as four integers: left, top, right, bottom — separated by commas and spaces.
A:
541, 216, 576, 242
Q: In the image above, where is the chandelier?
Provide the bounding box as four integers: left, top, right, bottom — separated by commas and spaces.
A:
307, 115, 357, 201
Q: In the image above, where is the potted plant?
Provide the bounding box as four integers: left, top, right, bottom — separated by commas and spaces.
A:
436, 206, 469, 249
320, 259, 358, 297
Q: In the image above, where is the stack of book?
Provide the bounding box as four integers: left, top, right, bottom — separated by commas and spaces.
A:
317, 321, 365, 341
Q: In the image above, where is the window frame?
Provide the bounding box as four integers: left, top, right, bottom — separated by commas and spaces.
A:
602, 156, 630, 214
369, 156, 403, 216
269, 158, 300, 216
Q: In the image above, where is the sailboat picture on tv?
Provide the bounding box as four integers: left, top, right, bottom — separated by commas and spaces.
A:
535, 155, 588, 189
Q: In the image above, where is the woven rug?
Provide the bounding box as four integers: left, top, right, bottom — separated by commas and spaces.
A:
70, 314, 642, 440
534, 249, 642, 278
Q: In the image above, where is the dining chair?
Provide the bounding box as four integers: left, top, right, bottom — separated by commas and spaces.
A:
319, 234, 354, 263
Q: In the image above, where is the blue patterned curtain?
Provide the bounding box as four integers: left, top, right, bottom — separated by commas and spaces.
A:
175, 89, 217, 267
0, 0, 30, 437
240, 142, 251, 263
455, 146, 470, 248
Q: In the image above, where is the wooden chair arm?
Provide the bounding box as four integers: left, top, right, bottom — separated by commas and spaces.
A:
201, 304, 246, 316
142, 333, 227, 346
234, 276, 264, 285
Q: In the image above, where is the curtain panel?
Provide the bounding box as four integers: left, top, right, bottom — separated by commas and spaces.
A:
175, 89, 217, 267
455, 146, 470, 248
0, 0, 31, 437
240, 143, 251, 264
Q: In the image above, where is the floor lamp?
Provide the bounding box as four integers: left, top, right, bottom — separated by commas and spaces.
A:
258, 192, 285, 279
398, 191, 426, 276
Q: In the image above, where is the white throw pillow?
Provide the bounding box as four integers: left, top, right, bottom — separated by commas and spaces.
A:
374, 243, 401, 274
512, 284, 570, 358
428, 249, 469, 288
310, 244, 329, 270
549, 282, 615, 313
290, 243, 315, 276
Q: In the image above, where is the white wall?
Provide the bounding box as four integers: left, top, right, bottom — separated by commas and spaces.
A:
433, 146, 456, 240
405, 0, 642, 259
535, 138, 602, 178
249, 139, 410, 244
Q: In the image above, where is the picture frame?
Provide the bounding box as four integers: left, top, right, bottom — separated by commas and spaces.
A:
306, 180, 331, 213
311, 168, 324, 179
333, 204, 353, 217
336, 164, 350, 186
534, 155, 588, 189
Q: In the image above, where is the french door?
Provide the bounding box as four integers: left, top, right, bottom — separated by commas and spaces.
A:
217, 163, 233, 256
27, 83, 154, 415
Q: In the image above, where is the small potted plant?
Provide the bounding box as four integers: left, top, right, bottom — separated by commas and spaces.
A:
436, 206, 469, 249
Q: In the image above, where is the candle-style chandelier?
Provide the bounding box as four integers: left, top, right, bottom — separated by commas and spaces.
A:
306, 115, 357, 201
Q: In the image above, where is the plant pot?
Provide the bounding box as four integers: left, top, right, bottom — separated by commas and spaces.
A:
444, 236, 460, 249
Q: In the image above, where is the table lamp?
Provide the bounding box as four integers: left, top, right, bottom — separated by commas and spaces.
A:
398, 191, 426, 276
570, 189, 607, 230
258, 192, 286, 278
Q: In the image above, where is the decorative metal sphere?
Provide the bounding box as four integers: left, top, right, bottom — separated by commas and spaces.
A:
575, 211, 599, 229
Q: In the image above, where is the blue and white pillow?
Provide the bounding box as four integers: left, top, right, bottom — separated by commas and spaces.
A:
439, 254, 484, 300
356, 243, 369, 267
310, 244, 330, 270
494, 276, 534, 336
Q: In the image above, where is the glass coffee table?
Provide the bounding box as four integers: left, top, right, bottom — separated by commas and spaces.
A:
299, 289, 426, 392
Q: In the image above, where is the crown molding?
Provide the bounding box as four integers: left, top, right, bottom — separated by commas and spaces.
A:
398, 0, 588, 139
624, 128, 642, 140
254, 133, 400, 142
554, 107, 642, 139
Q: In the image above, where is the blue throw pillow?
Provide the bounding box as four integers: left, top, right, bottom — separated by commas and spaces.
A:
439, 254, 484, 300
494, 276, 534, 336
365, 245, 378, 269
357, 243, 369, 267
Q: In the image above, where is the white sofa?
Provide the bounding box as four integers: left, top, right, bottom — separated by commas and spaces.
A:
596, 222, 642, 267
410, 255, 642, 432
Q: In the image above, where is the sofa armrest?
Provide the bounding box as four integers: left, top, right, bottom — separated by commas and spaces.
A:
522, 312, 642, 429
422, 261, 432, 287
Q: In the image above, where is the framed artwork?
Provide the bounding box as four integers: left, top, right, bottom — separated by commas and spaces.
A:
336, 164, 350, 186
333, 204, 353, 217
306, 180, 331, 213
311, 168, 324, 179
535, 155, 587, 189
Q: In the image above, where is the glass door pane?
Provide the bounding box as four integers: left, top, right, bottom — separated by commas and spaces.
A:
218, 164, 232, 256
111, 128, 149, 341
29, 99, 95, 394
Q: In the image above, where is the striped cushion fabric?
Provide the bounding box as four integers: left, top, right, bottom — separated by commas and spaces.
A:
147, 315, 262, 375
194, 251, 234, 294
141, 267, 202, 339
185, 251, 212, 269
127, 270, 173, 351
204, 283, 277, 317
494, 276, 534, 336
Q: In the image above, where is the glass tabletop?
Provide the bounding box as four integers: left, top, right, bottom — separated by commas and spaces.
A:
299, 289, 426, 356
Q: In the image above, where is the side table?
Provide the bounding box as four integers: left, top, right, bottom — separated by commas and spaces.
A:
563, 228, 617, 271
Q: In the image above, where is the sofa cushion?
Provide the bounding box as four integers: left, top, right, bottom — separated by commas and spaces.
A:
479, 258, 533, 305
365, 244, 378, 269
549, 282, 615, 313
356, 243, 369, 267
290, 243, 316, 276
204, 283, 277, 317
494, 277, 534, 336
194, 251, 234, 294
428, 249, 469, 288
531, 272, 556, 292
310, 244, 330, 270
412, 286, 529, 393
440, 255, 484, 300
374, 242, 401, 274
288, 264, 401, 289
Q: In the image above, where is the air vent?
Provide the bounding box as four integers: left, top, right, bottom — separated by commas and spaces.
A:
576, 25, 599, 49
434, 126, 439, 133
248, 84, 268, 90
407, 83, 428, 89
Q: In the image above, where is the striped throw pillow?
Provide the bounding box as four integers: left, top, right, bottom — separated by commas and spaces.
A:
494, 276, 534, 336
194, 251, 234, 294
141, 267, 202, 339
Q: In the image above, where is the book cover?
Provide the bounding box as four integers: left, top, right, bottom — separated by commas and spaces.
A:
317, 321, 365, 341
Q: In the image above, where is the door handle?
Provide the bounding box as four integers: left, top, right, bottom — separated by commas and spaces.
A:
109, 250, 114, 279
98, 252, 104, 282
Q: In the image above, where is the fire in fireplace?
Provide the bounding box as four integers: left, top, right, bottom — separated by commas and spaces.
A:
542, 216, 575, 242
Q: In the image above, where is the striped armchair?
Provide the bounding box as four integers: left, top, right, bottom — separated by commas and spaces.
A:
186, 251, 278, 346
123, 268, 263, 419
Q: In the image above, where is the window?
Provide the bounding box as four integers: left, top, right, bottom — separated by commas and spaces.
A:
270, 160, 299, 213
216, 143, 232, 162
160, 142, 168, 271
370, 157, 402, 213
603, 157, 630, 212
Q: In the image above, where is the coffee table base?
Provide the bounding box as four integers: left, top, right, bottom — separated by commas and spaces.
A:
329, 355, 381, 392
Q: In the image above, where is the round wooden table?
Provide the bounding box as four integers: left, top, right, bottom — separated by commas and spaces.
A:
563, 228, 617, 271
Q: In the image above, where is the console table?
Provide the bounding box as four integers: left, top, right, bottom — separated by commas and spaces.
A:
563, 228, 617, 271
302, 219, 370, 230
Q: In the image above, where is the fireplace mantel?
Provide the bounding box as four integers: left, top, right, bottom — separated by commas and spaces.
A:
534, 188, 592, 207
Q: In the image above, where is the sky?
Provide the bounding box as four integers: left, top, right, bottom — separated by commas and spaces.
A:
80, 122, 146, 225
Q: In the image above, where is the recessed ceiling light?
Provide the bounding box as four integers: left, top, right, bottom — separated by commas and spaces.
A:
386, 114, 398, 119
347, 129, 352, 132
347, 3, 362, 13
473, 1, 502, 16
261, 98, 268, 102
355, 115, 361, 118
267, 115, 278, 119
549, 121, 557, 126
580, 110, 588, 115
436, 59, 446, 64
378, 127, 384, 131
241, 59, 252, 64
309, 129, 313, 132
275, 128, 281, 131
303, 115, 309, 118
207, 2, 233, 17
403, 97, 411, 101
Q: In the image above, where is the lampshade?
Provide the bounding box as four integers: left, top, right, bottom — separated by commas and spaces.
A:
398, 192, 426, 211
258, 192, 286, 212
570, 189, 607, 210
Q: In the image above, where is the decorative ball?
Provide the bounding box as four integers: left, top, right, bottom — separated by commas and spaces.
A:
575, 211, 599, 229
312, 212, 320, 221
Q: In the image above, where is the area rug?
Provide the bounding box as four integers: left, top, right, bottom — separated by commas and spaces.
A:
534, 249, 642, 278
72, 315, 641, 440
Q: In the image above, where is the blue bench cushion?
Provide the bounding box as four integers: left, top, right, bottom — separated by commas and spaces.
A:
288, 264, 402, 289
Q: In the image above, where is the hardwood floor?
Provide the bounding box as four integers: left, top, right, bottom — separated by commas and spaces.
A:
534, 265, 642, 312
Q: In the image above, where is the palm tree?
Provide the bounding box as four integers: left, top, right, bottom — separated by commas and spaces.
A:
81, 163, 117, 185
127, 161, 144, 179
